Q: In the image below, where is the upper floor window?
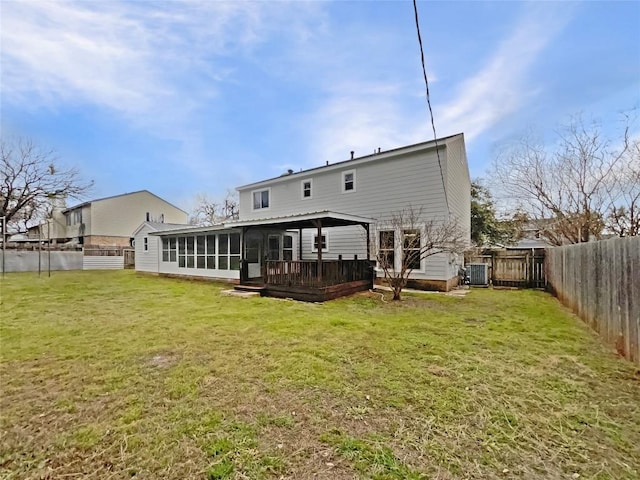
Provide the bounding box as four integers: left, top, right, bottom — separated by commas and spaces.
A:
302, 179, 312, 199
65, 213, 71, 226
252, 188, 270, 210
73, 210, 82, 224
342, 170, 356, 193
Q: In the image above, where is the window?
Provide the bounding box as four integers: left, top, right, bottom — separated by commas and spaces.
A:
342, 170, 356, 193
302, 179, 312, 199
65, 213, 71, 226
186, 236, 195, 268
206, 235, 216, 269
178, 236, 186, 267
252, 189, 270, 210
196, 235, 206, 269
378, 231, 395, 269
162, 237, 177, 262
162, 237, 169, 261
283, 235, 294, 261
73, 210, 82, 224
217, 233, 241, 270
403, 229, 421, 270
312, 233, 328, 252
229, 233, 240, 270
144, 237, 148, 251
169, 237, 176, 262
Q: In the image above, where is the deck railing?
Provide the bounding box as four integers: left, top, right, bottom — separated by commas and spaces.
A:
264, 259, 374, 288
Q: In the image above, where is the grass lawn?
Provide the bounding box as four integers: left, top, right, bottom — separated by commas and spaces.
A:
1, 271, 639, 480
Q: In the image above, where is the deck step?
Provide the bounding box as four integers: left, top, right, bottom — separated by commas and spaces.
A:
221, 289, 261, 298
234, 284, 267, 293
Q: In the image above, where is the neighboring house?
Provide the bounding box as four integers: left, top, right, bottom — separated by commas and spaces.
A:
29, 190, 187, 247
134, 134, 471, 300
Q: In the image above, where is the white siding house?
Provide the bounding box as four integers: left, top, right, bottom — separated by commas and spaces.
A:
235, 134, 470, 289
134, 134, 471, 295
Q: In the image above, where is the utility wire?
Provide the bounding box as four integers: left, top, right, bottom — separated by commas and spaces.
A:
413, 0, 450, 215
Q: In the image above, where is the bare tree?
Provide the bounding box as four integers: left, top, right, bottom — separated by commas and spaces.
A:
189, 191, 239, 226
1, 137, 93, 232
373, 206, 467, 301
605, 137, 640, 237
490, 114, 635, 245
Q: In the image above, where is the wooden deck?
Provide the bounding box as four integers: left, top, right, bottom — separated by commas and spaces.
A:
239, 259, 375, 302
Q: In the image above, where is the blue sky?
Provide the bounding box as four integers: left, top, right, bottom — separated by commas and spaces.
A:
2, 1, 639, 211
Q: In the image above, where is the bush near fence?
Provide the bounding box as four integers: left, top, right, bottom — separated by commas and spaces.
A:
545, 237, 640, 366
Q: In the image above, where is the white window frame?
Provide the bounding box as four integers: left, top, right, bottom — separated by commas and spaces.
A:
403, 228, 423, 272
377, 230, 395, 270
312, 232, 329, 253
301, 179, 313, 200
251, 188, 271, 211
342, 169, 356, 193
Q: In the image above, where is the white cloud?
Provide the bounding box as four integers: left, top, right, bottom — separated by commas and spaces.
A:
298, 4, 576, 168
0, 1, 321, 131
434, 4, 576, 142
305, 86, 424, 168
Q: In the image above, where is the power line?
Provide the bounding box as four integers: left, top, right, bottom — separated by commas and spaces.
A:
412, 0, 450, 215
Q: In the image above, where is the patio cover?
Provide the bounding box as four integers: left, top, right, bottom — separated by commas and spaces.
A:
225, 211, 375, 230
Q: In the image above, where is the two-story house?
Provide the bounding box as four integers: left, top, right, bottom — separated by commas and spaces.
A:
30, 190, 187, 247
134, 134, 470, 300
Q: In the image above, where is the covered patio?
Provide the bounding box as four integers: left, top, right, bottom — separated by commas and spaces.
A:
229, 211, 376, 301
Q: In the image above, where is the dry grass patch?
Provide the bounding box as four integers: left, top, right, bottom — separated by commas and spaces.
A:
1, 271, 639, 479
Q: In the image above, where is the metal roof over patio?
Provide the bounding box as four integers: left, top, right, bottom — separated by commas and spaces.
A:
225, 211, 375, 230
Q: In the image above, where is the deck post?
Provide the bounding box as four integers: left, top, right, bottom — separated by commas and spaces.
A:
313, 220, 322, 282
364, 223, 370, 261
298, 228, 302, 260
239, 227, 247, 284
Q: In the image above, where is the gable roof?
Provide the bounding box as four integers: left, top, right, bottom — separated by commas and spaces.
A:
63, 190, 187, 214
131, 221, 191, 237
236, 133, 463, 191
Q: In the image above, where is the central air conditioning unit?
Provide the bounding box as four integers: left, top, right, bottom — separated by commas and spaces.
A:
467, 263, 489, 286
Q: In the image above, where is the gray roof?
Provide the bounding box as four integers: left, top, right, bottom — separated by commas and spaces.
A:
225, 211, 375, 229
236, 133, 463, 191
63, 190, 187, 214
145, 211, 375, 236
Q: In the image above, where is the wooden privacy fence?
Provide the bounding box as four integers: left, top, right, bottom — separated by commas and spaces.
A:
546, 237, 640, 366
465, 249, 546, 288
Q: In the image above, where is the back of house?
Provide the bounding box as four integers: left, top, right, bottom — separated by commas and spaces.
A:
235, 133, 471, 290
